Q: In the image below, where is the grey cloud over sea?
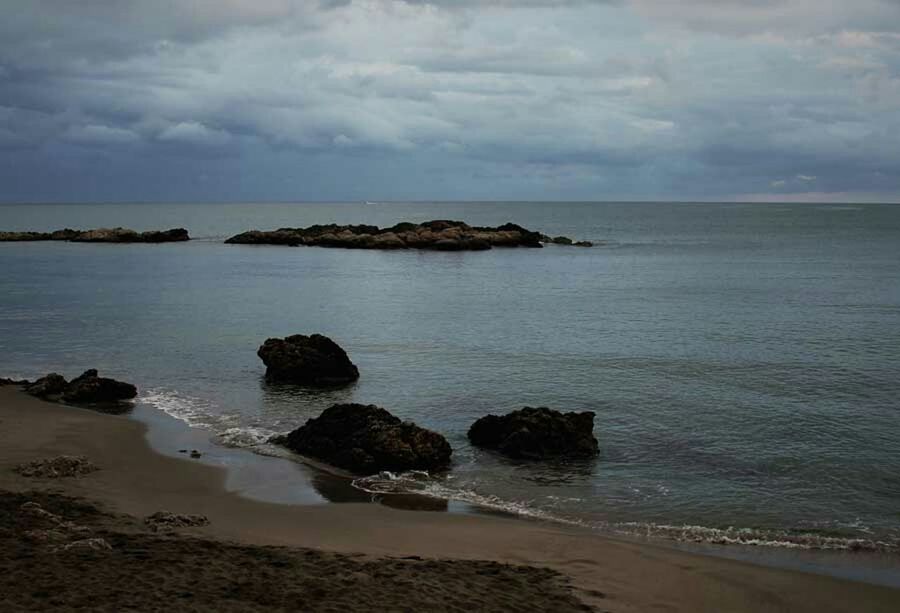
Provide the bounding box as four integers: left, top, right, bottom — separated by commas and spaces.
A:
1, 0, 898, 202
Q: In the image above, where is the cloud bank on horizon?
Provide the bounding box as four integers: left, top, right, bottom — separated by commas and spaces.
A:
1, 0, 899, 202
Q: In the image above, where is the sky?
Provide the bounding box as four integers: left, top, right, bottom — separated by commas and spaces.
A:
1, 0, 899, 203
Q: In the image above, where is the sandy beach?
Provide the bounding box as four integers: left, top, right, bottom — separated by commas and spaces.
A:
0, 387, 897, 612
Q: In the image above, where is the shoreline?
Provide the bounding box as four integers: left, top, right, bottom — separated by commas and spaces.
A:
2, 387, 899, 611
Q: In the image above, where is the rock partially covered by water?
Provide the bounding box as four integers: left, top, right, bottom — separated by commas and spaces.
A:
226, 220, 569, 251
271, 403, 452, 474
0, 227, 189, 243
24, 370, 137, 408
468, 407, 599, 460
258, 334, 360, 386
62, 369, 137, 404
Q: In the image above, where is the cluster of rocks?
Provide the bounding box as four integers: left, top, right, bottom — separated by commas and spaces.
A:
540, 234, 593, 248
21, 369, 137, 409
14, 455, 100, 479
262, 334, 598, 474
0, 227, 189, 243
226, 220, 591, 251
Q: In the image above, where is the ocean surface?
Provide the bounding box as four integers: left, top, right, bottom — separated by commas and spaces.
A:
2, 201, 899, 554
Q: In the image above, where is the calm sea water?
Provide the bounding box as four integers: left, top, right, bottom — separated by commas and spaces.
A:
1, 202, 899, 550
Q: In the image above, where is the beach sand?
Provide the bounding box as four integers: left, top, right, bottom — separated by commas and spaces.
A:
1, 387, 898, 612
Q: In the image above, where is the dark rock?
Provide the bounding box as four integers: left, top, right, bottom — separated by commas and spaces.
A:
144, 511, 210, 531
552, 236, 573, 245
0, 377, 30, 386
272, 403, 452, 474
25, 374, 69, 399
62, 370, 137, 404
258, 334, 359, 386
0, 231, 50, 241
0, 227, 190, 243
574, 241, 593, 247
138, 228, 190, 243
468, 407, 599, 460
226, 220, 560, 251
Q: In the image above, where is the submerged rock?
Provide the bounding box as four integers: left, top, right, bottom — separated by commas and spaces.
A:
271, 403, 452, 474
0, 227, 190, 243
257, 334, 360, 386
225, 220, 581, 251
468, 407, 599, 460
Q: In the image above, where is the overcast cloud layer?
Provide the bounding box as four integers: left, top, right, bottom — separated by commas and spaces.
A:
1, 0, 899, 202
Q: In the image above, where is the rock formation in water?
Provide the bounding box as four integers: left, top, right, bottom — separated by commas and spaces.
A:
271, 403, 452, 474
0, 228, 189, 243
257, 334, 360, 386
24, 370, 137, 409
226, 220, 589, 251
468, 407, 599, 460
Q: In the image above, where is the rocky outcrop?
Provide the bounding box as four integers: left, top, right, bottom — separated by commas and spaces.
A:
62, 369, 138, 404
258, 334, 359, 386
24, 370, 137, 408
271, 403, 452, 474
225, 220, 590, 251
0, 377, 30, 386
24, 373, 69, 398
468, 407, 599, 460
0, 228, 189, 243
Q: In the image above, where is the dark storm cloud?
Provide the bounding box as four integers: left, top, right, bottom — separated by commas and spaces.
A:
1, 0, 899, 202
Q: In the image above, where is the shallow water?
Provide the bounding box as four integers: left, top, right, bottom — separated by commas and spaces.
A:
1, 201, 899, 553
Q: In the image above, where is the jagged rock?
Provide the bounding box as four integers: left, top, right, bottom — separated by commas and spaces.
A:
0, 227, 190, 243
144, 511, 210, 531
25, 373, 69, 398
14, 455, 99, 478
468, 407, 599, 460
226, 220, 571, 251
0, 377, 30, 386
257, 334, 359, 386
271, 403, 452, 474
62, 369, 137, 404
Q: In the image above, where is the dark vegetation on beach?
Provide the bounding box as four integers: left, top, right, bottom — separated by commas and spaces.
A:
0, 489, 591, 612
226, 220, 593, 250
0, 228, 189, 243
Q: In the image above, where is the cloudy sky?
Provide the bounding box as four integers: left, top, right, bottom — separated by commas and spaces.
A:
1, 0, 899, 202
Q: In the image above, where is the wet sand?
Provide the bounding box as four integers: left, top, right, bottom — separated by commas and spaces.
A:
1, 387, 899, 612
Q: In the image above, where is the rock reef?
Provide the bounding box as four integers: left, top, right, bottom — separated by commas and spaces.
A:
258, 334, 359, 386
468, 407, 599, 460
23, 370, 137, 410
227, 220, 589, 251
0, 227, 189, 243
271, 403, 452, 474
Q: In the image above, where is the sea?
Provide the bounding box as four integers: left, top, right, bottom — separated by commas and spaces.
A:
1, 201, 899, 579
